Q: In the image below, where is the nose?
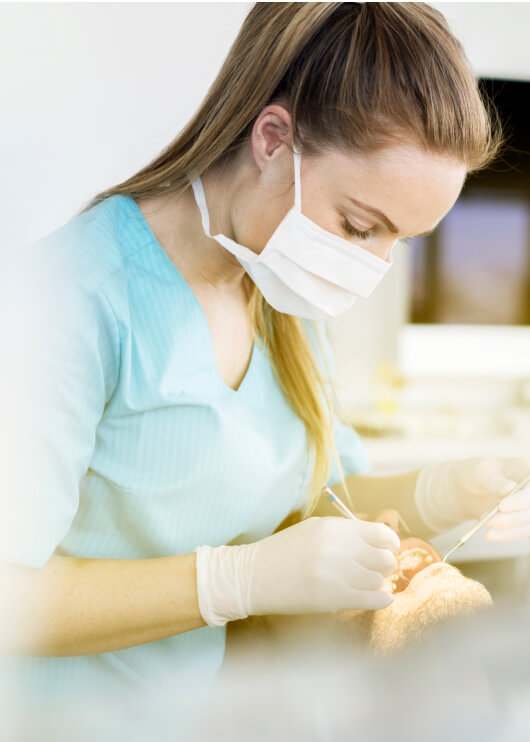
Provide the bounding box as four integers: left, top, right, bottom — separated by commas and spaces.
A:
383, 239, 398, 264
369, 240, 395, 263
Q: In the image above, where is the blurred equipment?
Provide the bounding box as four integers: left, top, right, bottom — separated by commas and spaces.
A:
403, 78, 530, 380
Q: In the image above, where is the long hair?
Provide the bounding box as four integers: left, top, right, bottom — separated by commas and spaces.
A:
78, 2, 502, 518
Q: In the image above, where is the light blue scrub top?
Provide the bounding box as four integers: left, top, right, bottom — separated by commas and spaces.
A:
1, 194, 371, 712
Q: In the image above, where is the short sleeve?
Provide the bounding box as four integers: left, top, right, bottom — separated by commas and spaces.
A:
302, 319, 372, 488
0, 245, 120, 568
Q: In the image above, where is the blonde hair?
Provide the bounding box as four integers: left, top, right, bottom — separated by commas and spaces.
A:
79, 2, 502, 518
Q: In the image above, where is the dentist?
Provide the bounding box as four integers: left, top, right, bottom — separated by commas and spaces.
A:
2, 1, 529, 722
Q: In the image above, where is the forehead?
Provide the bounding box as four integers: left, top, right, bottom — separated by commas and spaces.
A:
311, 143, 467, 236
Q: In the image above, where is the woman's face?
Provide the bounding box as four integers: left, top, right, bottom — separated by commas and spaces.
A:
294, 143, 467, 261
241, 111, 468, 262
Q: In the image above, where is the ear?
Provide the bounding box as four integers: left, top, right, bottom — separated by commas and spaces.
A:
250, 103, 293, 173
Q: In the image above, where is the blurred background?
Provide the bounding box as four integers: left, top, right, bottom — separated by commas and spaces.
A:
1, 2, 529, 600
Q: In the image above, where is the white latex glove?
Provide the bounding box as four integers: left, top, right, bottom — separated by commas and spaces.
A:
194, 515, 400, 627
414, 456, 530, 541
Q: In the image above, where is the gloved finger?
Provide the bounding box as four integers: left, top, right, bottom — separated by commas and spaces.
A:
499, 483, 530, 513
326, 554, 385, 591
355, 520, 400, 554
353, 542, 398, 576
348, 588, 394, 612
485, 525, 530, 542
487, 508, 530, 530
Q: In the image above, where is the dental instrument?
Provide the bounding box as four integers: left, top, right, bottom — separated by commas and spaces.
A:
322, 486, 357, 519
441, 473, 530, 563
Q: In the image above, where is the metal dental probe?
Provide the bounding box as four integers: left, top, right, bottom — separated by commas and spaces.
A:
441, 473, 530, 563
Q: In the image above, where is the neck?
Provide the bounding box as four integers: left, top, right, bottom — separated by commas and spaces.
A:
148, 164, 249, 293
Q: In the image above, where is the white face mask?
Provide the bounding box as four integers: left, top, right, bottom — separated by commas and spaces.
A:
188, 147, 394, 320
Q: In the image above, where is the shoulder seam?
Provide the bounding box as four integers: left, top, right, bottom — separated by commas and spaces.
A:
85, 237, 156, 295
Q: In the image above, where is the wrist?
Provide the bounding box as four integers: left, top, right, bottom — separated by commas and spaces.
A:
193, 543, 255, 627
413, 461, 464, 534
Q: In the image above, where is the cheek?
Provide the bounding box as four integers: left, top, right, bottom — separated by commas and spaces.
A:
238, 200, 294, 254
304, 195, 340, 235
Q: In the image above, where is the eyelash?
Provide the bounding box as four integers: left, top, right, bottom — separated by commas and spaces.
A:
342, 218, 414, 246
341, 219, 371, 241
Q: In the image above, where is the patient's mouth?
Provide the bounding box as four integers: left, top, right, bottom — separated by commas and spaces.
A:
390, 538, 441, 594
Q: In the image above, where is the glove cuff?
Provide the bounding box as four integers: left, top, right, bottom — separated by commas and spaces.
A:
413, 462, 463, 534
193, 543, 254, 627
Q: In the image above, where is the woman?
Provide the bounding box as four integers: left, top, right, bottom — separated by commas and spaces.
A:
2, 0, 529, 733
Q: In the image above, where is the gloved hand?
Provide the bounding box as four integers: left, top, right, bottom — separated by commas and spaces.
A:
413, 456, 530, 541
194, 515, 400, 627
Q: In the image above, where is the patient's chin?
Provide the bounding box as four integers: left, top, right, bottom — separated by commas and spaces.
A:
371, 559, 493, 655
335, 536, 493, 656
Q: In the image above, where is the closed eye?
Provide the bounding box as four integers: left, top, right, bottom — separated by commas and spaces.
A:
341, 218, 371, 241
342, 219, 424, 246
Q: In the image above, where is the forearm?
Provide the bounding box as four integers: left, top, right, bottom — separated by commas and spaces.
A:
314, 469, 440, 541
0, 553, 206, 657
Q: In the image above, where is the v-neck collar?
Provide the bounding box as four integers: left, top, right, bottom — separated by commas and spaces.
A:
117, 194, 260, 396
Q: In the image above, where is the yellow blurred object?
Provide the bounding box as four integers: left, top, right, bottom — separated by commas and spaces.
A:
373, 361, 405, 415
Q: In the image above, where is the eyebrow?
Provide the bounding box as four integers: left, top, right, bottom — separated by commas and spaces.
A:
345, 196, 436, 238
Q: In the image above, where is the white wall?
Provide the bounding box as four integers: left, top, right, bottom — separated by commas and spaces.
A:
1, 2, 252, 251
433, 2, 530, 81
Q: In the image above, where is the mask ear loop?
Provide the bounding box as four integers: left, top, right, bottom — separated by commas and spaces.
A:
189, 176, 213, 238
293, 147, 302, 213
